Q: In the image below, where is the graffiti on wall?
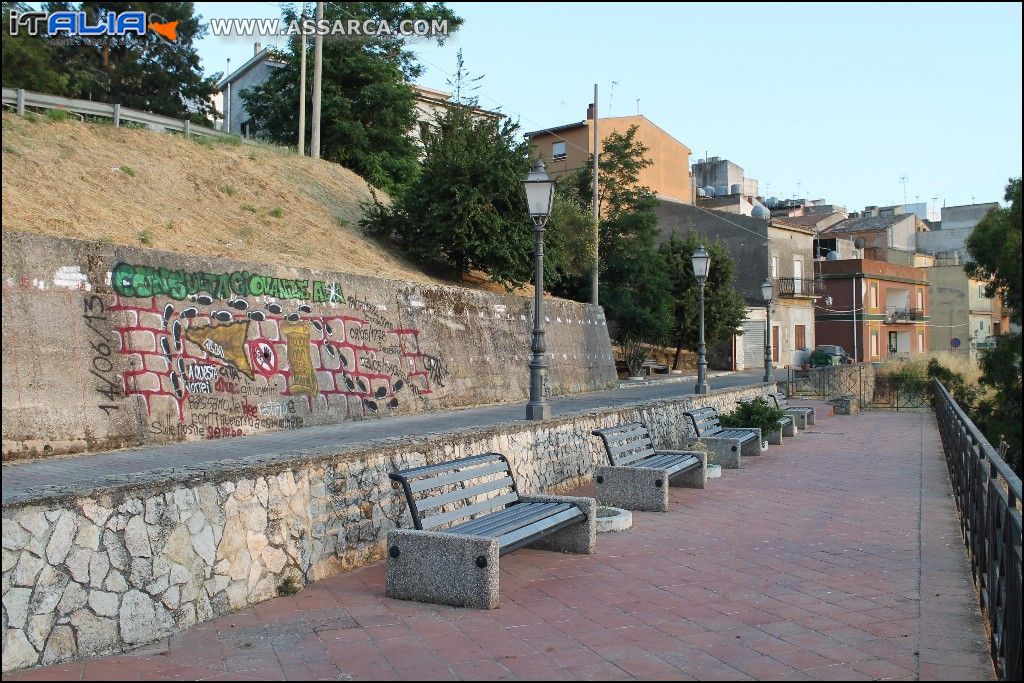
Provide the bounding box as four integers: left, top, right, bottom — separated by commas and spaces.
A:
105, 261, 450, 441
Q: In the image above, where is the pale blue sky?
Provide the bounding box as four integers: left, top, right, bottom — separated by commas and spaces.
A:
195, 2, 1023, 212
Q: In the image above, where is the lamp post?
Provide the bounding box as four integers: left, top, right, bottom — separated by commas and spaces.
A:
761, 278, 774, 384
692, 246, 710, 394
523, 159, 556, 420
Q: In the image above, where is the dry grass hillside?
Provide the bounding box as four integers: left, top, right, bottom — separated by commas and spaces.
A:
1, 113, 462, 287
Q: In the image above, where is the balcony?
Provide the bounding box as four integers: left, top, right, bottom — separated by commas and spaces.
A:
885, 306, 924, 323
774, 277, 825, 298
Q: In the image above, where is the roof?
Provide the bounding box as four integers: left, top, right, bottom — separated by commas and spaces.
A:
772, 213, 845, 231
823, 213, 914, 235
524, 115, 691, 153
411, 85, 502, 119
216, 48, 286, 90
523, 121, 587, 138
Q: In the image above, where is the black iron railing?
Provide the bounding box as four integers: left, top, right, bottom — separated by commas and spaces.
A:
775, 277, 824, 298
933, 379, 1021, 680
885, 306, 924, 322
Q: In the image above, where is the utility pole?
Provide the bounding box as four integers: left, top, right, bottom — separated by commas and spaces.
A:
591, 84, 600, 306
297, 7, 307, 155
310, 1, 324, 159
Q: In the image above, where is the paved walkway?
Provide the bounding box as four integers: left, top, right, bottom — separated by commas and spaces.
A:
2, 369, 762, 505
4, 409, 993, 681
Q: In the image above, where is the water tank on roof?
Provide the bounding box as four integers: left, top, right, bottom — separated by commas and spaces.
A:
704, 185, 717, 197
826, 251, 839, 261
715, 185, 729, 197
752, 205, 770, 219
766, 196, 778, 208
730, 183, 743, 195
696, 187, 706, 197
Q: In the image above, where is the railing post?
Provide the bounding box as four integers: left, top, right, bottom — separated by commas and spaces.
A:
113, 103, 121, 127
184, 120, 191, 138
16, 88, 25, 116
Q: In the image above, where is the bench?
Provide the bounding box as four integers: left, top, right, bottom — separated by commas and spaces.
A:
386, 453, 596, 609
760, 400, 796, 445
683, 406, 763, 469
591, 422, 706, 512
770, 392, 816, 430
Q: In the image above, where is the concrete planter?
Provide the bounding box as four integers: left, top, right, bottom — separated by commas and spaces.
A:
596, 506, 632, 533
706, 464, 722, 479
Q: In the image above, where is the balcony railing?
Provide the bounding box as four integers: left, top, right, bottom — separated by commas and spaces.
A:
775, 277, 824, 298
933, 379, 1021, 680
885, 306, 924, 323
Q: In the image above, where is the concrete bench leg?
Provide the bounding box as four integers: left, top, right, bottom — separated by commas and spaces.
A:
594, 465, 669, 512
386, 530, 499, 609
767, 428, 783, 445
740, 429, 764, 458
671, 452, 707, 490
520, 494, 596, 554
786, 410, 808, 430
694, 438, 741, 469
782, 420, 797, 437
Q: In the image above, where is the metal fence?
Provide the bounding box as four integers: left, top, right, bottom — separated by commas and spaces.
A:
933, 379, 1022, 680
787, 364, 869, 406
2, 87, 246, 143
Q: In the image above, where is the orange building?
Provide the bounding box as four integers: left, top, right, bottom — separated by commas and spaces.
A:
525, 112, 694, 205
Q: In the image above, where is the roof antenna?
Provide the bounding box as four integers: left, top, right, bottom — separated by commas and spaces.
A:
636, 98, 640, 116
609, 79, 618, 115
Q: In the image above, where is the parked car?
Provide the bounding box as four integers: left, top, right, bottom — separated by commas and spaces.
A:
810, 344, 848, 367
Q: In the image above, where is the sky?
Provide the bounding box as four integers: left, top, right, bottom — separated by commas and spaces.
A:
194, 2, 1023, 213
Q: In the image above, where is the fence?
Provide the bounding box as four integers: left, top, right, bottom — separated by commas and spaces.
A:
1, 87, 245, 143
933, 379, 1022, 680
786, 364, 872, 407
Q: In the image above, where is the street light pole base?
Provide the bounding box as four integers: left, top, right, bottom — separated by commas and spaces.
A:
694, 383, 710, 395
525, 402, 551, 421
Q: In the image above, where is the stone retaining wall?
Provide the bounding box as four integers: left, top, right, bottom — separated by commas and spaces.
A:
1, 383, 769, 672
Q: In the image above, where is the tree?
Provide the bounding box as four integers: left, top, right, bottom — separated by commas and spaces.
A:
2, 2, 69, 94
965, 177, 1022, 474
39, 2, 219, 122
242, 2, 462, 195
362, 104, 536, 287
659, 231, 747, 370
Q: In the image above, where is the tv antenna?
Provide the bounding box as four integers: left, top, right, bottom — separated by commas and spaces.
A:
608, 79, 618, 115
899, 175, 908, 205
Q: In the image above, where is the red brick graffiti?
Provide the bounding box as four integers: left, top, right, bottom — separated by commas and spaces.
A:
110, 296, 439, 420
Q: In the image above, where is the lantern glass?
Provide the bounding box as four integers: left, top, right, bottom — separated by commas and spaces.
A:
523, 159, 555, 219
692, 246, 711, 280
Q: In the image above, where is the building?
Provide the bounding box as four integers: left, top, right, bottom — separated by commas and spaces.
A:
815, 259, 930, 362
655, 204, 823, 370
525, 113, 693, 205
915, 202, 999, 257
692, 157, 758, 200
820, 213, 920, 264
408, 85, 502, 149
216, 44, 287, 137
926, 253, 1005, 357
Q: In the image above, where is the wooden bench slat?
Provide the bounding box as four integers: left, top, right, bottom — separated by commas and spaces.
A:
391, 452, 506, 481
451, 501, 570, 537
407, 461, 509, 493
420, 491, 519, 530
416, 476, 515, 512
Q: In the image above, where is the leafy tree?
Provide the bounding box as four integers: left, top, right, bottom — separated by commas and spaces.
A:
966, 178, 1021, 324
962, 177, 1022, 474
2, 2, 69, 93
362, 104, 536, 287
242, 2, 462, 194
36, 2, 219, 122
659, 230, 747, 370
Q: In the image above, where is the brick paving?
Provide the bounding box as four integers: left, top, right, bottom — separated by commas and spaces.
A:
3, 408, 993, 681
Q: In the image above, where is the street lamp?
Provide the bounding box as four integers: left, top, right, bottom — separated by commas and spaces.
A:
692, 246, 711, 394
523, 159, 556, 420
761, 278, 774, 384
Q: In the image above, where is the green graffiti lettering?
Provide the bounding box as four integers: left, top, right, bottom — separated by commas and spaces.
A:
111, 263, 136, 296
249, 274, 266, 296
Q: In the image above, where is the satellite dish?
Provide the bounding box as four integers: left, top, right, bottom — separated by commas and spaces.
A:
854, 237, 866, 249
826, 250, 839, 261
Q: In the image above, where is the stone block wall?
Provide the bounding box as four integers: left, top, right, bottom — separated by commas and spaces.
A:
1, 383, 769, 672
1, 232, 617, 460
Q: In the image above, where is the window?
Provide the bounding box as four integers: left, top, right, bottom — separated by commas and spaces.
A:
918, 333, 925, 352
240, 120, 253, 138
978, 284, 985, 298
917, 289, 924, 312
871, 332, 879, 358
552, 141, 566, 161
870, 284, 878, 309
795, 325, 806, 350
771, 255, 779, 278
793, 259, 803, 293
418, 121, 431, 144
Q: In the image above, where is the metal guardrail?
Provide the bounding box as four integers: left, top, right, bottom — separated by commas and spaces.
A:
2, 87, 245, 143
933, 379, 1021, 680
885, 306, 924, 323
774, 277, 824, 298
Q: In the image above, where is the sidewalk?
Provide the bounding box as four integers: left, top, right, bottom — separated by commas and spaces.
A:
4, 409, 994, 681
1, 369, 761, 506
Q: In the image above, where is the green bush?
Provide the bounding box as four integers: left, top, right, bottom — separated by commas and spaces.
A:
720, 397, 787, 437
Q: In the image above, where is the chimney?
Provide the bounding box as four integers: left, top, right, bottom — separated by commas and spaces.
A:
254, 42, 262, 56
586, 103, 594, 120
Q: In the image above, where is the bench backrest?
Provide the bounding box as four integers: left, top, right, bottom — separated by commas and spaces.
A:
389, 453, 520, 531
770, 393, 790, 410
591, 422, 657, 466
684, 407, 724, 436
